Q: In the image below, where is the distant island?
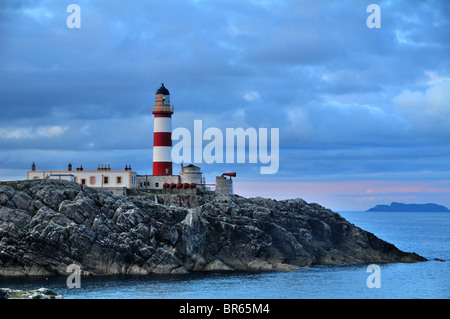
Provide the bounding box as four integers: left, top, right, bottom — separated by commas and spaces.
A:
367, 202, 450, 212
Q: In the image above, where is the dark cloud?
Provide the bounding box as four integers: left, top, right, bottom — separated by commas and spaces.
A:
0, 0, 449, 203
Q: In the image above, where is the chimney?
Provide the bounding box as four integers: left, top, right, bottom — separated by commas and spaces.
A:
108, 164, 110, 171
68, 163, 72, 171
125, 165, 128, 171
31, 162, 36, 171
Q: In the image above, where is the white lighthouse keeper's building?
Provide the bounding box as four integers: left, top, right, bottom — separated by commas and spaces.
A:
27, 163, 137, 195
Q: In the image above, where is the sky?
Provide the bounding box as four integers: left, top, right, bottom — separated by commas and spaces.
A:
0, 0, 449, 210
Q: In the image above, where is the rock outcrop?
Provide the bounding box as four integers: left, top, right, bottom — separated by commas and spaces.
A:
0, 287, 63, 299
0, 180, 426, 276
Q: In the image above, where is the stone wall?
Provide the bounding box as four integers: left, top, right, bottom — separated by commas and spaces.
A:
137, 175, 180, 190
215, 176, 233, 195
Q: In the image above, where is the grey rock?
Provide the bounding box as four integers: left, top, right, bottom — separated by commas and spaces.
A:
0, 288, 9, 299
0, 179, 427, 276
12, 192, 33, 211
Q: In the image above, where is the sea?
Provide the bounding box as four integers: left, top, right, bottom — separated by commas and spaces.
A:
0, 211, 448, 299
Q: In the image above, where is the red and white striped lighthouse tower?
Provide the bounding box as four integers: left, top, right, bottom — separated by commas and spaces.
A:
152, 83, 174, 176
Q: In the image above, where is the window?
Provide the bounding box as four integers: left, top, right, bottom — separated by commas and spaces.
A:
89, 176, 96, 185
81, 179, 86, 185
155, 182, 159, 188
116, 176, 122, 184
103, 176, 109, 184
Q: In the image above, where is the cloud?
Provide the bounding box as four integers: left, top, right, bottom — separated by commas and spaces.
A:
284, 99, 409, 146
0, 0, 449, 209
423, 71, 450, 85
243, 90, 260, 102
234, 180, 450, 210
36, 126, 67, 138
394, 81, 450, 138
0, 126, 67, 139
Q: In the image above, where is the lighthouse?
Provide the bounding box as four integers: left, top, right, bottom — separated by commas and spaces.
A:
26, 82, 225, 194
152, 83, 174, 176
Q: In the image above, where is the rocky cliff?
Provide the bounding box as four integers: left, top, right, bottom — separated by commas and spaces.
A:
0, 180, 426, 276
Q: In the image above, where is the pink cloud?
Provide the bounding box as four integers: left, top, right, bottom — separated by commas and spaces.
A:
233, 180, 450, 211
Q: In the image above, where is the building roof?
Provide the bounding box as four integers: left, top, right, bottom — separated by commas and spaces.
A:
181, 164, 201, 172
156, 83, 170, 95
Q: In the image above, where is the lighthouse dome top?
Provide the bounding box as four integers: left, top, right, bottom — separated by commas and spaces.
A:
156, 83, 170, 95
